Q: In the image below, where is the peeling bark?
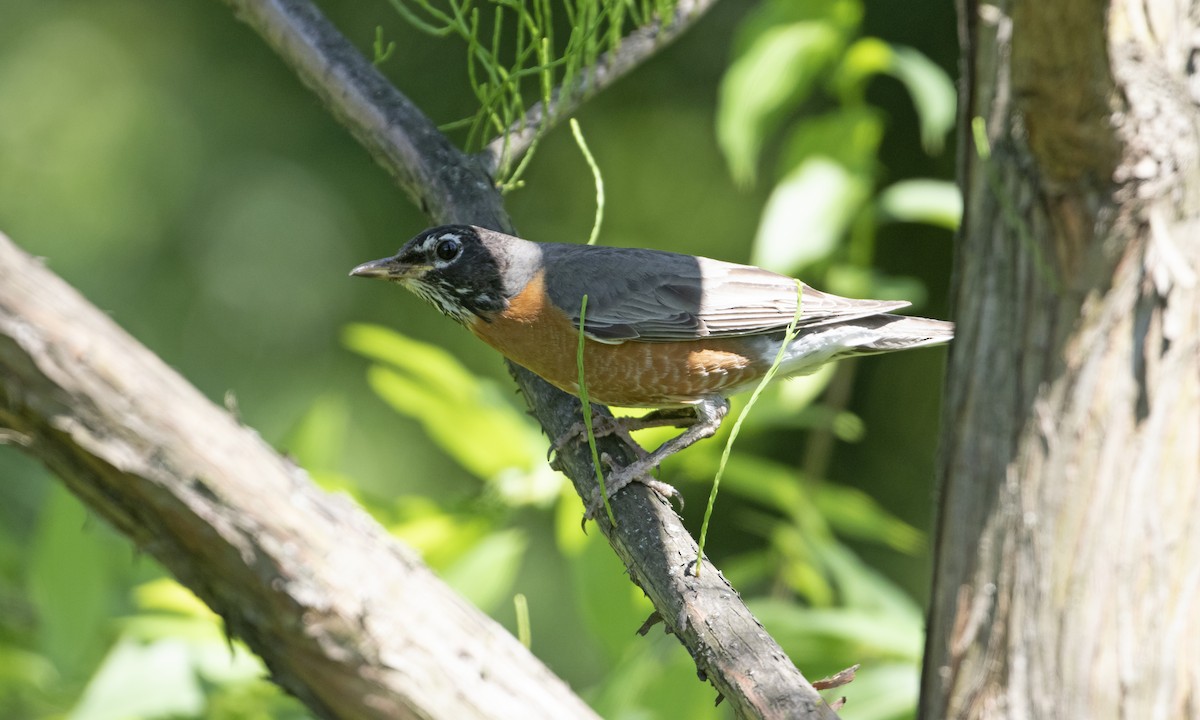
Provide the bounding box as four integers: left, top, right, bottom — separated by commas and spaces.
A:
922, 0, 1200, 717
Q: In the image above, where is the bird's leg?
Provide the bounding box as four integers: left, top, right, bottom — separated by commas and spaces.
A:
582, 397, 730, 518
551, 405, 705, 458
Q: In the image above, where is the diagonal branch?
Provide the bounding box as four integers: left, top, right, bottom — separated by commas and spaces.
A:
223, 0, 507, 226
478, 0, 720, 176
0, 232, 598, 720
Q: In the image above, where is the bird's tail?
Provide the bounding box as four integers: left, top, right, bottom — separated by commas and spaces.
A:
776, 313, 953, 378
846, 313, 954, 353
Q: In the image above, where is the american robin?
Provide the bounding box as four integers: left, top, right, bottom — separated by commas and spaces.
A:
351, 225, 952, 504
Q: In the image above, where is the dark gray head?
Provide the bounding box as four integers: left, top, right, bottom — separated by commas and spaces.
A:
350, 225, 541, 323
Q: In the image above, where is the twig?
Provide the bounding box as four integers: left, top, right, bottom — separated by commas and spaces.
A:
478, 0, 720, 177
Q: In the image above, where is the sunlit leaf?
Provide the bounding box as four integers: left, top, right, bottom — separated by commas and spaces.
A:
133, 579, 215, 619
817, 542, 925, 621
71, 638, 204, 720
887, 45, 956, 154
832, 662, 919, 720
812, 484, 925, 554
346, 324, 555, 501
387, 496, 491, 570
718, 23, 844, 185
591, 639, 728, 720
367, 365, 534, 480
752, 157, 871, 273
285, 394, 350, 473
344, 323, 478, 403
441, 530, 527, 613
877, 179, 962, 229
780, 107, 884, 176
553, 486, 589, 557
750, 597, 922, 664
28, 486, 118, 678
835, 39, 955, 155
0, 645, 56, 695
569, 528, 653, 662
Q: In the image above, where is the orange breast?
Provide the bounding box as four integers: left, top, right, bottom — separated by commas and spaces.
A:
468, 270, 770, 407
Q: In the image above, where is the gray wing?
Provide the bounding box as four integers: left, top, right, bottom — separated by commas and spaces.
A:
540, 243, 911, 343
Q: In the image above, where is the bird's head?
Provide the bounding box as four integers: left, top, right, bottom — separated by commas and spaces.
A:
350, 225, 536, 324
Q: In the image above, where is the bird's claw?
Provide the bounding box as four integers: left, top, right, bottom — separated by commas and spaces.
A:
581, 452, 683, 523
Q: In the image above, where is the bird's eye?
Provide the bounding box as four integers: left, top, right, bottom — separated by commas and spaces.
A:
435, 238, 461, 261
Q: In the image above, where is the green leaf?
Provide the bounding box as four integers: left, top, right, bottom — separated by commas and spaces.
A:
387, 497, 491, 570
28, 486, 119, 679
718, 23, 844, 185
887, 45, 956, 154
569, 529, 652, 662
780, 107, 885, 175
812, 484, 925, 554
832, 662, 919, 720
835, 39, 955, 155
346, 324, 555, 501
285, 394, 350, 473
133, 578, 215, 619
591, 641, 727, 720
750, 596, 922, 665
441, 530, 527, 613
752, 157, 871, 273
877, 179, 962, 229
818, 542, 925, 620
70, 638, 204, 720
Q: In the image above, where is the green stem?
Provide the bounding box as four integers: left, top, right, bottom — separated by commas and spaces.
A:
695, 280, 804, 576
577, 295, 617, 525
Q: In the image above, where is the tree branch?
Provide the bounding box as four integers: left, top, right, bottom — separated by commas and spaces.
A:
0, 232, 598, 720
223, 0, 506, 226
478, 0, 720, 177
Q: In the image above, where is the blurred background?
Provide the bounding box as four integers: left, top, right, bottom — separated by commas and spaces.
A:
0, 0, 957, 718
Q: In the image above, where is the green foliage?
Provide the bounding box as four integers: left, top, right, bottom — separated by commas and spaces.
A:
717, 0, 959, 302
386, 0, 680, 188
70, 579, 309, 720
718, 0, 863, 187
344, 323, 554, 496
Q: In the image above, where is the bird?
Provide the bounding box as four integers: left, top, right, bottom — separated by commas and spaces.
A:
351, 225, 953, 508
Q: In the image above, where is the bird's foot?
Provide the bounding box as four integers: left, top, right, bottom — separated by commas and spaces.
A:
582, 452, 683, 521
567, 397, 729, 525
550, 406, 704, 460
550, 411, 648, 460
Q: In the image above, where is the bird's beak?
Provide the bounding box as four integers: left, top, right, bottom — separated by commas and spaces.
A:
349, 256, 420, 280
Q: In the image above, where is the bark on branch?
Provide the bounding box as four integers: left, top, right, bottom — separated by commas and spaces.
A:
0, 232, 597, 720
921, 0, 1200, 715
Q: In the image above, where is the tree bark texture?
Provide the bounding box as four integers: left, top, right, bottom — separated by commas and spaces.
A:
922, 0, 1200, 717
0, 232, 600, 720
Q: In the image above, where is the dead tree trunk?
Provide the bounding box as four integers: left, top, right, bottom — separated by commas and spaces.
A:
922, 0, 1200, 717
